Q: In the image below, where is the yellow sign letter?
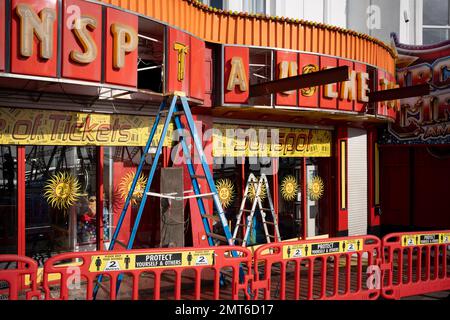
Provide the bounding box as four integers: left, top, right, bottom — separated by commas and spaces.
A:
70, 16, 98, 64
173, 42, 189, 81
16, 4, 57, 59
111, 23, 138, 69
227, 57, 248, 92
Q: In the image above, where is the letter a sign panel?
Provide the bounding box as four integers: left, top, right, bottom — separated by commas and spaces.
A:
224, 46, 249, 104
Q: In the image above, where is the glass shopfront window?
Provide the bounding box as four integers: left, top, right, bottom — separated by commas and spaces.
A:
25, 146, 98, 264
278, 157, 332, 239
278, 158, 302, 240
103, 146, 162, 249
0, 146, 17, 254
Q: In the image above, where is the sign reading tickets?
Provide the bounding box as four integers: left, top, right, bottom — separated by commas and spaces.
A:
89, 250, 215, 272
282, 239, 364, 259
213, 124, 331, 158
0, 108, 172, 146
401, 233, 450, 247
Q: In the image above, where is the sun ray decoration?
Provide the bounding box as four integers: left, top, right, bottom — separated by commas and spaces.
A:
215, 178, 235, 209
308, 176, 325, 201
247, 177, 267, 202
118, 171, 148, 205
44, 171, 81, 210
281, 175, 298, 201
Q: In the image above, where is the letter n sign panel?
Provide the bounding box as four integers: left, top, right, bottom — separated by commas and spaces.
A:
224, 46, 249, 104
0, 0, 4, 72
11, 0, 59, 77
62, 0, 102, 82
105, 7, 138, 88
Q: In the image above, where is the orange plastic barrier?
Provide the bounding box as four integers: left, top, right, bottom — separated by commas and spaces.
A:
251, 235, 382, 300
381, 230, 450, 299
0, 255, 41, 300
2, 231, 450, 300
42, 246, 252, 300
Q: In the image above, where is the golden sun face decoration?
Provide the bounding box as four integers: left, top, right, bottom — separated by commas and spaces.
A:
248, 179, 267, 202
44, 172, 81, 210
118, 172, 148, 205
308, 176, 325, 201
215, 179, 235, 209
281, 175, 298, 201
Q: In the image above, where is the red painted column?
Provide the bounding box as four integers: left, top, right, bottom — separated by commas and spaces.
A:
272, 158, 279, 242
302, 157, 307, 238
17, 146, 25, 289
336, 127, 348, 237
96, 147, 104, 250
367, 127, 381, 236
17, 146, 25, 257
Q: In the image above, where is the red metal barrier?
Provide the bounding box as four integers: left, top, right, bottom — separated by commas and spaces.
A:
42, 246, 252, 300
0, 255, 41, 300
251, 236, 382, 300
381, 230, 450, 299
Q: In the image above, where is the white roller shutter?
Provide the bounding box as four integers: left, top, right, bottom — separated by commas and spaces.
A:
347, 128, 367, 236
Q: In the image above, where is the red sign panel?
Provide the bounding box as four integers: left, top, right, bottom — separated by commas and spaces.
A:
337, 59, 354, 111
105, 7, 138, 87
0, 0, 5, 72
224, 46, 249, 104
320, 56, 338, 110
298, 53, 319, 108
62, 0, 102, 82
167, 28, 190, 95
189, 36, 205, 101
11, 0, 59, 77
275, 51, 298, 106
354, 63, 367, 112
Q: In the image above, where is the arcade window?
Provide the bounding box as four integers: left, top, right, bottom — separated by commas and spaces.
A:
422, 0, 450, 45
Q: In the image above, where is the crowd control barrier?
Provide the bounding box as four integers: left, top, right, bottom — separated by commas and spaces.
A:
251, 235, 382, 300
2, 231, 450, 300
42, 246, 253, 300
0, 255, 41, 300
381, 230, 450, 299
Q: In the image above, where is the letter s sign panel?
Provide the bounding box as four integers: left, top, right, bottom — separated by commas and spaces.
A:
11, 0, 58, 77
62, 0, 102, 82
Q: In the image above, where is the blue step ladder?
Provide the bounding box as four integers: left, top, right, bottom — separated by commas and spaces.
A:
93, 93, 247, 299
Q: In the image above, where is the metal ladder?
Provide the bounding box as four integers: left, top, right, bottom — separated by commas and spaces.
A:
232, 173, 281, 247
93, 93, 240, 298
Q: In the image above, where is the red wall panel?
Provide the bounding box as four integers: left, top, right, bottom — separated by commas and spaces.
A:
223, 46, 249, 104
380, 148, 410, 227
62, 0, 102, 82
337, 59, 354, 111
275, 50, 298, 106
298, 53, 319, 108
189, 36, 205, 101
319, 56, 338, 110
0, 0, 5, 72
202, 45, 213, 107
11, 0, 58, 77
413, 148, 450, 229
167, 28, 190, 95
105, 7, 138, 88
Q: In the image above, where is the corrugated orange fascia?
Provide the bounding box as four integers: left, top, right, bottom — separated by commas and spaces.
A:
98, 0, 396, 74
